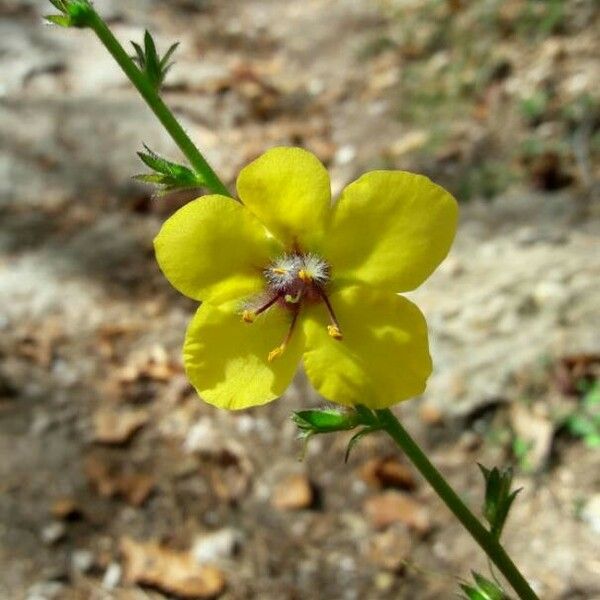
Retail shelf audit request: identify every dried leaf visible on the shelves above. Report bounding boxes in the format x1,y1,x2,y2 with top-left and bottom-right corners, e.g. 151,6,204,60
92,408,149,445
121,537,226,598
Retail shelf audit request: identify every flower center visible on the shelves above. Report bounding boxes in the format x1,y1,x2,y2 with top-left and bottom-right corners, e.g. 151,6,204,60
242,253,342,361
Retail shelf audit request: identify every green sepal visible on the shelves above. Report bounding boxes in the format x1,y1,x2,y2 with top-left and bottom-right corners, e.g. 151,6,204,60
460,571,511,600
130,31,179,91
135,145,207,193
292,408,359,434
45,14,71,27
478,464,522,540
344,427,380,463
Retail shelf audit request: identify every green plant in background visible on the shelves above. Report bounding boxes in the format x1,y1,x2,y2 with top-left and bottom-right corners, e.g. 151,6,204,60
47,2,540,598
565,381,600,449
511,436,534,472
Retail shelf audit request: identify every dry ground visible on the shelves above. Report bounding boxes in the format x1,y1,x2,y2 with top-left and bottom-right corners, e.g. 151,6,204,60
1,1,599,598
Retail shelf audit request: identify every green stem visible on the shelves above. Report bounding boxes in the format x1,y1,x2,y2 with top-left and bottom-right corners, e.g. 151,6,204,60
86,10,231,197
375,408,538,600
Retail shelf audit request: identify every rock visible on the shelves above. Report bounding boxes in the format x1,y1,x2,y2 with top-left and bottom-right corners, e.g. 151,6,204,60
25,582,65,600
509,403,554,471
40,522,66,546
192,528,244,563
334,144,356,166
366,524,412,571
272,473,315,511
71,549,94,574
358,456,416,491
363,491,431,534
102,562,122,590
51,497,82,521
121,537,226,599
581,494,600,535
387,130,428,157
419,403,445,426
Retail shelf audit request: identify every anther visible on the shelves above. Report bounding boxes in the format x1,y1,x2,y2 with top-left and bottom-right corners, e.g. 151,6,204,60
267,309,300,362
268,345,285,363
298,269,312,283
327,324,343,340
317,287,343,341
241,294,279,323
271,267,288,275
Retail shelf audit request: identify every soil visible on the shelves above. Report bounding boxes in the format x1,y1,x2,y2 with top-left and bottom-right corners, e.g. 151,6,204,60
1,1,599,599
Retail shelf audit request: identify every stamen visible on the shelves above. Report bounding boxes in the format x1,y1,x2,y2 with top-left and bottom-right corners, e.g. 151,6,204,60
317,287,343,341
241,294,279,323
267,309,300,362
272,267,288,275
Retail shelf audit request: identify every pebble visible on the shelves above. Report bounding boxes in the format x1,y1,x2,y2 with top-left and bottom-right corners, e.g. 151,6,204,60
581,494,600,534
40,522,66,546
192,528,243,563
26,582,65,600
271,473,314,511
71,549,95,574
334,144,356,166
102,562,122,590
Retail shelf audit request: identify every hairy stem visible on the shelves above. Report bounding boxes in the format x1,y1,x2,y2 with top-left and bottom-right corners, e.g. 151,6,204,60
375,408,538,600
86,10,231,197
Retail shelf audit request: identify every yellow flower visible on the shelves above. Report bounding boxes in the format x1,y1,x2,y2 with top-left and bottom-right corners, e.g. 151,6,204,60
154,147,458,410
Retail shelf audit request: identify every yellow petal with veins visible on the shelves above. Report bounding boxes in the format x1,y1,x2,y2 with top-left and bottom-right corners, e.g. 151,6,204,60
302,287,432,408
236,147,331,250
324,171,458,292
154,195,280,304
184,301,304,410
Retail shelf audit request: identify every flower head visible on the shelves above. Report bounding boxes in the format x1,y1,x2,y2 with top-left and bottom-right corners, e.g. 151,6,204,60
154,147,458,410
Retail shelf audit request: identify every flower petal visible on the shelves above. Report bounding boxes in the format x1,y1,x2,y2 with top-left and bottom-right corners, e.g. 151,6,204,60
184,301,304,410
324,171,458,292
236,147,331,249
302,287,431,409
154,195,280,303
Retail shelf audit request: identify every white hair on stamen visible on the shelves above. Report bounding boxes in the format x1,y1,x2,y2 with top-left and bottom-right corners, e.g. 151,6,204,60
300,253,330,284
264,254,302,290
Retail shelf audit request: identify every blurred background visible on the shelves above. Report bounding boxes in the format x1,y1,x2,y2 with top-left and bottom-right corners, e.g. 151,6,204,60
0,0,599,598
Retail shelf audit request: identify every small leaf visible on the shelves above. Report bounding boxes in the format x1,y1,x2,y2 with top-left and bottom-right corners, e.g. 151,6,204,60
472,572,506,600
48,0,68,10
460,571,512,600
478,464,522,540
131,41,146,67
135,146,207,193
160,42,180,70
129,31,179,90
